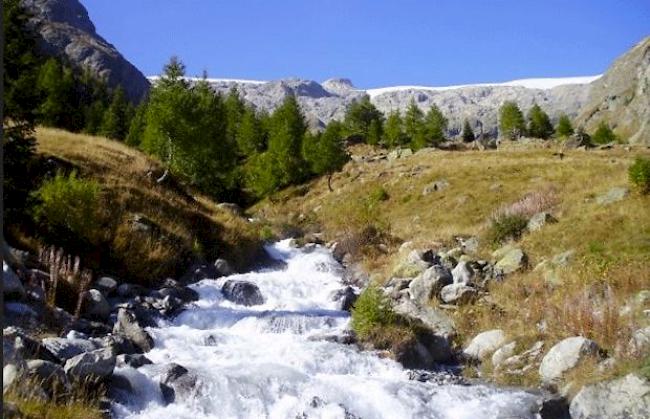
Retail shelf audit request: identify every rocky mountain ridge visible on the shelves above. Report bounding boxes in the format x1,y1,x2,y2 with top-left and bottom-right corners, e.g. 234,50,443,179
21,0,150,102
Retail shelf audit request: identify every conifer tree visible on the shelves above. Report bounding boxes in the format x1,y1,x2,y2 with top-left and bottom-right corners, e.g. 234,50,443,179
302,120,349,191
100,87,129,140
343,95,384,144
236,107,265,157
404,99,425,149
592,121,618,144
462,119,475,142
423,104,448,146
383,110,406,147
125,101,148,146
526,103,554,139
499,101,526,140
37,58,76,129
556,114,574,138
266,94,307,186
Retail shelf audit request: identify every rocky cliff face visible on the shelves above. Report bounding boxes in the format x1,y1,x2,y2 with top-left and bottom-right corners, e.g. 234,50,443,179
21,0,150,102
576,36,650,145
195,76,595,136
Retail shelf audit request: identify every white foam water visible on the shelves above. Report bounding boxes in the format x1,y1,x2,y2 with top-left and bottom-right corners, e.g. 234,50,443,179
112,240,542,419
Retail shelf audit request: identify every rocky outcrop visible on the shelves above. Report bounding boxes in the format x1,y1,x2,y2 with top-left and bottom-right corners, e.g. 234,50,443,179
21,0,149,102
539,337,601,385
569,373,650,419
463,329,507,362
576,36,650,145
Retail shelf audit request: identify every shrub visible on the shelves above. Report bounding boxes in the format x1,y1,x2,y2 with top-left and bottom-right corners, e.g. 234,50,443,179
369,186,389,203
592,121,618,144
628,156,650,194
351,285,395,340
486,214,529,246
33,171,103,244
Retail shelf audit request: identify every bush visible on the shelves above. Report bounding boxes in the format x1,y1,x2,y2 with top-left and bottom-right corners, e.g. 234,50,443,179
33,171,103,244
629,157,650,194
486,214,529,246
592,121,618,144
351,285,395,340
369,186,389,203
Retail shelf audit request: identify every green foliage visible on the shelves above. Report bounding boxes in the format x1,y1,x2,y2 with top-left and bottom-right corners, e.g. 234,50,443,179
628,157,650,194
33,171,102,244
383,110,407,147
302,120,349,177
37,58,77,129
343,95,384,144
84,100,107,135
369,186,389,202
404,99,425,150
462,119,476,142
526,103,554,139
351,285,396,340
225,87,246,147
592,121,618,144
486,214,529,246
125,101,148,146
423,104,448,146
245,152,283,197
100,87,130,140
236,107,266,157
556,114,574,138
499,101,526,140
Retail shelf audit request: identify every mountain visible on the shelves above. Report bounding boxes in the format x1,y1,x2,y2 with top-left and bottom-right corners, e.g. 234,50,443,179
162,76,598,136
576,36,650,145
21,0,150,102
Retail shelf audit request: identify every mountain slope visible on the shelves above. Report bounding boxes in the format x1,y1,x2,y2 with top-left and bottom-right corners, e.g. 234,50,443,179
576,36,650,145
21,0,150,101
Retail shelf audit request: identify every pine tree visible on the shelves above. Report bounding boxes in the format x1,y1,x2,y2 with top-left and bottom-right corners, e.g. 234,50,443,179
302,120,349,191
37,58,76,129
556,114,574,138
266,94,307,187
499,101,526,140
225,87,246,146
462,119,475,142
343,95,384,144
404,99,425,150
526,103,554,139
125,101,148,146
84,100,107,135
236,107,265,157
423,104,447,146
383,110,406,147
100,87,129,140
592,121,618,144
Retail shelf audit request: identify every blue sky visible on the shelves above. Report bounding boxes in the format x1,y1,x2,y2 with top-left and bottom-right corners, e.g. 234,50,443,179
85,0,649,89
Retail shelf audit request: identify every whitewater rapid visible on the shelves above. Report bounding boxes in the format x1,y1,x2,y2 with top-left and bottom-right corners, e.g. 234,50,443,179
112,240,542,419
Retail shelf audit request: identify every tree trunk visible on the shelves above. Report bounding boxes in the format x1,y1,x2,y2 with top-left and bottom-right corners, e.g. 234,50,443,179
327,173,334,192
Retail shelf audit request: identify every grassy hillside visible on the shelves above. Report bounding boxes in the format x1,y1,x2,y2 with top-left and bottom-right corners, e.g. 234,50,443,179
8,127,263,285
255,141,650,385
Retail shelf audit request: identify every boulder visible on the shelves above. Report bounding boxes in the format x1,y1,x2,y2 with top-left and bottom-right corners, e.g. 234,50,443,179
4,327,58,365
440,283,478,304
494,247,527,274
393,299,456,340
42,336,99,362
214,258,235,276
216,203,244,217
422,179,450,195
492,341,517,368
25,359,69,397
463,329,507,361
221,280,264,306
331,286,358,311
3,262,25,300
596,187,629,205
3,363,20,393
628,326,650,355
408,265,453,304
539,337,600,384
113,308,154,353
451,261,474,285
180,261,219,284
458,236,480,254
387,148,413,162
64,348,116,381
116,353,152,369
569,373,650,419
159,363,199,404
527,212,557,232
116,283,148,298
81,289,111,321
93,277,118,296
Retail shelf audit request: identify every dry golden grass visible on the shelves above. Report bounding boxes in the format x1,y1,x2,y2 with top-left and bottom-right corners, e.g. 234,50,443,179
255,142,650,385
29,127,262,285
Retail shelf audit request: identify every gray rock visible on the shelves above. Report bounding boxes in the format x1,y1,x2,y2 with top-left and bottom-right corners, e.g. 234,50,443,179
3,262,25,300
463,329,507,361
494,247,527,274
422,179,450,195
459,236,480,254
408,265,453,304
214,258,235,276
628,326,650,355
21,0,150,102
25,359,69,396
387,148,413,161
331,286,358,311
596,187,630,205
221,280,264,306
113,308,154,353
42,336,99,362
159,363,199,404
93,276,118,296
216,203,244,217
116,283,148,298
527,212,557,232
440,283,478,304
539,337,600,384
451,261,475,285
4,327,59,365
393,299,456,340
569,373,650,419
64,348,115,381
492,341,517,368
3,363,20,393
116,353,152,369
81,289,111,321
180,261,218,284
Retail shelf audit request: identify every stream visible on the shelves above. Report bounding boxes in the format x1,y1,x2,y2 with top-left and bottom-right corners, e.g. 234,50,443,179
112,240,543,419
